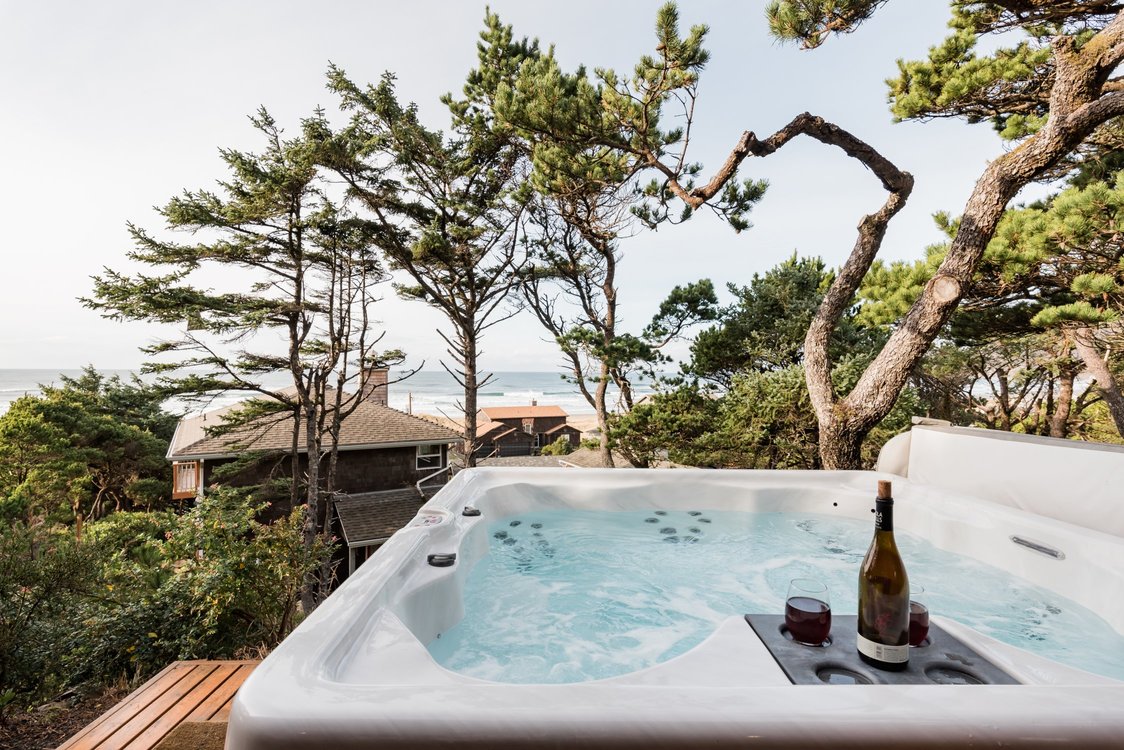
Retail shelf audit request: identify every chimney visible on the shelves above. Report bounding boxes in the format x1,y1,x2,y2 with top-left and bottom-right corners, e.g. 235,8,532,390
531,398,537,407
361,367,389,407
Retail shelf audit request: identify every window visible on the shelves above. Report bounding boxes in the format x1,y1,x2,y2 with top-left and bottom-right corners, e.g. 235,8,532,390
416,444,443,471
533,433,542,449
172,461,200,500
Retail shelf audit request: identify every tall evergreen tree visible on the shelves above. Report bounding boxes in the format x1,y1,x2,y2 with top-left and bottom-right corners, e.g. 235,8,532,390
87,110,390,608
320,55,530,467
459,8,734,465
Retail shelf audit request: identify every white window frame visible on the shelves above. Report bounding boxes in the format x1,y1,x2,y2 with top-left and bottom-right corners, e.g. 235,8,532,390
416,443,444,470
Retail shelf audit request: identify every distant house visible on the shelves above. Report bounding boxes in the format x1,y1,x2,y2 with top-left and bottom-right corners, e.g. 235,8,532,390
475,403,582,458
166,368,461,512
166,370,462,578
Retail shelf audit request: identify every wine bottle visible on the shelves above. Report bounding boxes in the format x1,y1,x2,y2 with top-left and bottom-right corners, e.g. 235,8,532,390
857,479,910,671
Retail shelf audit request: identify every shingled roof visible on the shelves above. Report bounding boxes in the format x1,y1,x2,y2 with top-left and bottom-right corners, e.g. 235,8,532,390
168,397,461,460
333,489,430,546
480,405,568,419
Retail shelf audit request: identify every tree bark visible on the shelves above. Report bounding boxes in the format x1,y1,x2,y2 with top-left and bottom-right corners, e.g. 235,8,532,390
1073,327,1124,437
595,361,613,467
818,422,864,472
1049,367,1075,438
462,332,479,469
300,397,321,614
644,14,1124,468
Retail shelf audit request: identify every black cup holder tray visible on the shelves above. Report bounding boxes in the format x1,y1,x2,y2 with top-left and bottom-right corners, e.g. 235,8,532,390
745,614,1019,685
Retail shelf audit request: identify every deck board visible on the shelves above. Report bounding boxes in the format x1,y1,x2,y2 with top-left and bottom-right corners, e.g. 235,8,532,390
57,663,184,750
182,663,255,723
58,660,259,750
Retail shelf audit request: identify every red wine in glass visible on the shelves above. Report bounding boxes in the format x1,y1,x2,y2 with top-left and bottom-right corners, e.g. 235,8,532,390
909,600,930,646
786,596,832,646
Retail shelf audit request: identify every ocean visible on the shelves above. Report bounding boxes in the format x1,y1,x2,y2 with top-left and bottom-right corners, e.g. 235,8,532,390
0,369,659,417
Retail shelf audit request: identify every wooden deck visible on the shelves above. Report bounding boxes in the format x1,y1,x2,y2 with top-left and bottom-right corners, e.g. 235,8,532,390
59,660,258,750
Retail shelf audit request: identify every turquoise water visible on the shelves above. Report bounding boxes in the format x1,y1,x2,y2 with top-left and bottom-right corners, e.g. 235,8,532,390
427,510,1124,684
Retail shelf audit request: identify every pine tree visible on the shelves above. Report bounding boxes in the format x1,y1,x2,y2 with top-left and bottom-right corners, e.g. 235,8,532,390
86,110,390,607
319,44,531,467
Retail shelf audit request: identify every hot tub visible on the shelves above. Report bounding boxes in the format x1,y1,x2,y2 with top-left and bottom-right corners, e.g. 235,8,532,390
227,428,1124,748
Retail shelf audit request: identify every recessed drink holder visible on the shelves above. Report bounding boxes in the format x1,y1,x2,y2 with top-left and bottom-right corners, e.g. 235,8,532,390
745,614,1019,685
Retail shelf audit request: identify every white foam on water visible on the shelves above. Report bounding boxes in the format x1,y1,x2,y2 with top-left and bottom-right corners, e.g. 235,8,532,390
426,509,1124,684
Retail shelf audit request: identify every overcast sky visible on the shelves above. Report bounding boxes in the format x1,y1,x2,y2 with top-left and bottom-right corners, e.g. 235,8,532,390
0,1,1035,372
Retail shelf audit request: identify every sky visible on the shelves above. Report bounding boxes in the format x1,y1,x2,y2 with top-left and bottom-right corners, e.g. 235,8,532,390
0,1,1035,373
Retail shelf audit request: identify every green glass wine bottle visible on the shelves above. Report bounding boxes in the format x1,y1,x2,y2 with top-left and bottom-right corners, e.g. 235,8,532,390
857,479,910,671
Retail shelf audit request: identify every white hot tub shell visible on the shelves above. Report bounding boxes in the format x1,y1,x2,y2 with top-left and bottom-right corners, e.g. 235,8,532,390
227,427,1124,749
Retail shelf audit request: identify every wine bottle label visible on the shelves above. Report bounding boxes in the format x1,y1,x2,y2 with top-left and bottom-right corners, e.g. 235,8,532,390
874,499,893,532
857,632,908,663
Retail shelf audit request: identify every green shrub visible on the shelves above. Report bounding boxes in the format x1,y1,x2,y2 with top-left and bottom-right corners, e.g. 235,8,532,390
70,488,331,686
0,526,102,712
540,436,575,456
3,487,333,707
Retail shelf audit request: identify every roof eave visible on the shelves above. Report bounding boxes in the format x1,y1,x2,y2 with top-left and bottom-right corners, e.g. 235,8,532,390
168,437,458,462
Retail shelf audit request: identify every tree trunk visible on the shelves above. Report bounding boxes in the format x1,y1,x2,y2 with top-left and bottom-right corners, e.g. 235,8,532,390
1049,368,1075,438
651,19,1124,469
72,497,83,543
997,374,1012,431
300,400,322,614
462,334,479,469
818,419,864,471
1073,328,1124,437
595,362,613,468
289,405,301,509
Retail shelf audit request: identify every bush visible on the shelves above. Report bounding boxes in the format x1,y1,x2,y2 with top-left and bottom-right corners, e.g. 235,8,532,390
2,487,334,707
70,488,331,687
540,436,575,456
0,526,102,712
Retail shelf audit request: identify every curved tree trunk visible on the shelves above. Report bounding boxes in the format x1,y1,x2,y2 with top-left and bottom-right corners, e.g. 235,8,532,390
1073,328,1124,437
649,15,1124,469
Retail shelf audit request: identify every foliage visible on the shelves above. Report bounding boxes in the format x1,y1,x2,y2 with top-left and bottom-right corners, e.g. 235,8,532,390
492,3,766,232
858,172,1124,439
0,369,173,533
0,526,102,713
0,488,332,708
767,0,888,50
611,386,720,467
73,488,329,686
321,59,529,465
687,255,872,386
615,363,915,470
539,436,575,456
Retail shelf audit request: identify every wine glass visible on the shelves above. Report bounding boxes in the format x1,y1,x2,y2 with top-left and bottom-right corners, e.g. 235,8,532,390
909,584,930,646
785,578,831,646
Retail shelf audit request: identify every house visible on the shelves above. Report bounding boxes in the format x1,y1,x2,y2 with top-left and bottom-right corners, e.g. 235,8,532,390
166,369,461,578
475,403,582,458
166,368,461,518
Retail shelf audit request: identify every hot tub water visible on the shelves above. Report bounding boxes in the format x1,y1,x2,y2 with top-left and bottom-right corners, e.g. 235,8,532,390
427,509,1124,683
